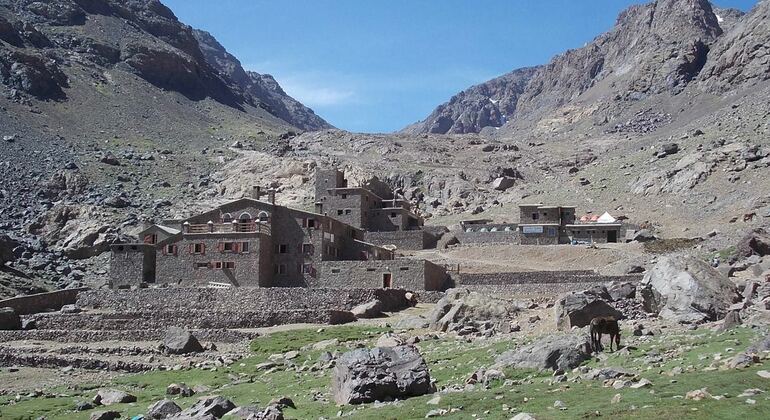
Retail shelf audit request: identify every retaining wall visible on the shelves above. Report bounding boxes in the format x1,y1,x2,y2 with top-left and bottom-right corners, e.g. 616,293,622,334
0,288,88,315
76,287,410,313
364,230,430,250
458,271,641,285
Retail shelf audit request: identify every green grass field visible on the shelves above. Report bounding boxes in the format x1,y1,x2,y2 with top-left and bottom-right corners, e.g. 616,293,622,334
1,326,768,420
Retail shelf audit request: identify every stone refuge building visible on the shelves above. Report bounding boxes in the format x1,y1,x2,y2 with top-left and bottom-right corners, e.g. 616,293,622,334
518,204,622,245
315,168,437,250
111,187,447,291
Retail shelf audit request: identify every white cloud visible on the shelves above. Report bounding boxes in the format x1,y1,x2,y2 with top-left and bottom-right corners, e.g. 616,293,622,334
279,80,356,107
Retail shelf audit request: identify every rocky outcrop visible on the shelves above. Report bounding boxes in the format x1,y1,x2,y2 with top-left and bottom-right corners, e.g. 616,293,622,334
403,67,538,134
699,1,770,91
147,399,182,419
193,29,332,131
426,289,524,333
638,256,740,323
175,395,236,418
737,228,770,259
332,345,434,404
93,389,137,406
555,289,622,331
493,333,592,371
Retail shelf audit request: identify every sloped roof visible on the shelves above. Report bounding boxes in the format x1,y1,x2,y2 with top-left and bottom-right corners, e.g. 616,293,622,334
597,212,617,224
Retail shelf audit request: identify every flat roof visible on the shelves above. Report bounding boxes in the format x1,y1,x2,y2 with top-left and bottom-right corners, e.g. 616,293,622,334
518,223,561,227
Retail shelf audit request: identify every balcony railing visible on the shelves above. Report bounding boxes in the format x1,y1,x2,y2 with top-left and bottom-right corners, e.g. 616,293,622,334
185,222,271,235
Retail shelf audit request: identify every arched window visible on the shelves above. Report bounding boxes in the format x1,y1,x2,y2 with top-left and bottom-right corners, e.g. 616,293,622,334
222,213,232,223
258,211,269,223
239,212,252,221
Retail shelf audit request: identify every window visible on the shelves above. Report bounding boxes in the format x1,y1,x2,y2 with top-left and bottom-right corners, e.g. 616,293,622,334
164,244,177,256
241,242,249,253
547,227,557,237
400,267,410,271
345,209,352,215
390,212,397,218
337,210,344,216
302,263,313,274
341,194,348,199
192,243,205,254
306,218,316,228
331,268,341,274
274,244,288,254
144,234,157,244
214,261,223,269
366,268,376,272
224,261,235,269
195,262,210,269
222,213,232,223
257,211,269,222
223,242,234,252
532,213,540,220
274,264,287,275
302,243,313,255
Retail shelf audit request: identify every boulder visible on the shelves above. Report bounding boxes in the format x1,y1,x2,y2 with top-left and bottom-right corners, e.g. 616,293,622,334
606,282,637,301
147,399,182,419
332,345,434,404
0,307,21,330
166,383,194,397
93,389,137,406
178,396,236,419
252,405,284,420
737,228,770,259
638,256,739,323
554,291,622,331
427,289,523,332
161,327,204,354
719,310,742,331
60,304,81,314
90,411,121,420
493,333,592,371
350,300,384,319
375,333,404,347
492,176,515,191
0,234,19,264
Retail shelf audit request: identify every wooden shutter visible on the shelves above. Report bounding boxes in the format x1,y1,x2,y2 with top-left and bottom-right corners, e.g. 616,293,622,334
201,244,206,255
161,245,167,256
217,242,224,253
188,243,193,254
172,245,178,256
233,242,240,253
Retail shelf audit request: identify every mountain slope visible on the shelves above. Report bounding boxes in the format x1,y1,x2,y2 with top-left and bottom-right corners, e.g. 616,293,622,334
0,0,326,295
407,0,737,134
193,29,332,131
402,67,538,134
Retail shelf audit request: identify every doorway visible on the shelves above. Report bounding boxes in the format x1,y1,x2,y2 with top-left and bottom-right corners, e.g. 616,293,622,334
607,230,618,243
382,273,392,289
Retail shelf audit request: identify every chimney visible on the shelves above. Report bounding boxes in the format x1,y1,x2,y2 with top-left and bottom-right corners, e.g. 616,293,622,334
251,186,261,200
268,188,276,205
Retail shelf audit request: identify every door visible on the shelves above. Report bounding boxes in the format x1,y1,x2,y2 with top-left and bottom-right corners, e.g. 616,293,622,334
382,273,392,289
607,230,617,243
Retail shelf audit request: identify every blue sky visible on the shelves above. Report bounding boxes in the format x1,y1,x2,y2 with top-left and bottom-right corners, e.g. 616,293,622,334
164,0,758,133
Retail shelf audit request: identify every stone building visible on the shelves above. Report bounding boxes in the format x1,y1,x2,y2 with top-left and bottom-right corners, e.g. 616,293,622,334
517,204,621,245
314,168,436,250
111,187,448,291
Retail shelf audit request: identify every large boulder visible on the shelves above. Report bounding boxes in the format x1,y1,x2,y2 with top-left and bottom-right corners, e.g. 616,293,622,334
0,307,21,330
427,289,524,332
161,327,204,354
147,399,182,419
332,345,434,405
0,234,19,264
555,290,622,331
737,228,770,259
351,300,383,319
177,396,236,419
492,176,516,191
606,282,637,301
638,256,739,323
493,333,592,371
93,389,137,406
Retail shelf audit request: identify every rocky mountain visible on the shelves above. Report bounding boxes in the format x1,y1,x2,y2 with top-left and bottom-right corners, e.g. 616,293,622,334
407,0,751,134
193,29,332,132
402,67,538,134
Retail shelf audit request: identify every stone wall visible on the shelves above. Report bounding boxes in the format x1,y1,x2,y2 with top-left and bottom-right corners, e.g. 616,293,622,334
456,226,519,245
110,244,154,287
76,288,410,313
458,271,642,285
316,259,447,291
457,282,611,299
0,288,87,315
364,230,428,250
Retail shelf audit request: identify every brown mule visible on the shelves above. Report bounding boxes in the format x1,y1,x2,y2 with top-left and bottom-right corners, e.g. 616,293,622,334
589,316,621,352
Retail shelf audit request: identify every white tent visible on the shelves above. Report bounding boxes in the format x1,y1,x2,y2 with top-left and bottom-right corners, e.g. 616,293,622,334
597,212,617,224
